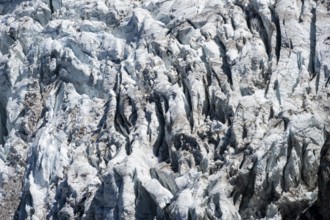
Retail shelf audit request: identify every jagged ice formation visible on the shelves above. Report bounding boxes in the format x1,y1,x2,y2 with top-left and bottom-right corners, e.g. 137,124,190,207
0,0,330,219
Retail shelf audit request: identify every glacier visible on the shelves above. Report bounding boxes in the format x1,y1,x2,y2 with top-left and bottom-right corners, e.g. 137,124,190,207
0,0,330,219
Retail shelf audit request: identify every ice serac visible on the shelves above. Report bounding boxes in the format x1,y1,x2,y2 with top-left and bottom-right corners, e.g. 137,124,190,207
0,0,329,219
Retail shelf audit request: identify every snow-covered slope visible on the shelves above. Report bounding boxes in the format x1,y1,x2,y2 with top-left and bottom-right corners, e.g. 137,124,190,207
0,0,330,219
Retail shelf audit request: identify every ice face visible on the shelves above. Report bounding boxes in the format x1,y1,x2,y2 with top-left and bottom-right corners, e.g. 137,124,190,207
0,0,330,219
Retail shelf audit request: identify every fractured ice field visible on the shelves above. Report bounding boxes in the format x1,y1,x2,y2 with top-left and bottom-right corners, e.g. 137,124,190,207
0,0,330,219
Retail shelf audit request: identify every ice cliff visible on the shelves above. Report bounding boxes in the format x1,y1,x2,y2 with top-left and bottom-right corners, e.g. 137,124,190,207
0,0,330,219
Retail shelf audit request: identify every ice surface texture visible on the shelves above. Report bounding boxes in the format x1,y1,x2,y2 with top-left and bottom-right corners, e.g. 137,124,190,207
0,0,330,219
